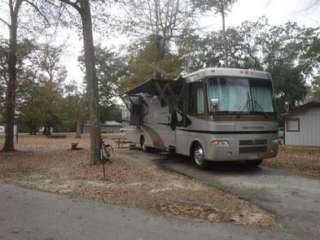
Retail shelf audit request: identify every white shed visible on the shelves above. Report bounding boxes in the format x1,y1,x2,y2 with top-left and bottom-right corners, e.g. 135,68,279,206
284,102,320,147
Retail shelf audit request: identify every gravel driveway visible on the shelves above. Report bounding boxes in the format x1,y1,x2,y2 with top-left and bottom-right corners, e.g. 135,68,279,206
159,155,320,240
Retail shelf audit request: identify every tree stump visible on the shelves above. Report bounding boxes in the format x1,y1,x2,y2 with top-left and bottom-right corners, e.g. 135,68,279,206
71,143,82,151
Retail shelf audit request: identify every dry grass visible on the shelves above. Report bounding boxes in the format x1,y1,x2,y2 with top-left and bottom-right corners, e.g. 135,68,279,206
0,135,275,226
264,146,320,177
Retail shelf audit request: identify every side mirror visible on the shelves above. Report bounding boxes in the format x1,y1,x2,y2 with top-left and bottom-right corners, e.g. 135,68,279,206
170,111,178,130
183,115,192,127
210,98,219,114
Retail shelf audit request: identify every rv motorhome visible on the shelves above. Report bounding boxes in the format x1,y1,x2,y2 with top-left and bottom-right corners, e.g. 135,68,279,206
123,68,279,168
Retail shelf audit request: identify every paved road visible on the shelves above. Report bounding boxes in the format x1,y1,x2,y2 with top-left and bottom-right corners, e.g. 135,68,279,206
0,183,293,240
159,155,320,240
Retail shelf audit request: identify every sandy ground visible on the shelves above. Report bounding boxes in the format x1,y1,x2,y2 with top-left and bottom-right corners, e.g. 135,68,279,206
0,135,274,226
264,146,320,177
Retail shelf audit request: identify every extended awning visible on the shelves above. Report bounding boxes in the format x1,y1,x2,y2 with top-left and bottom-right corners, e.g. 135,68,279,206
125,79,175,96
125,78,184,109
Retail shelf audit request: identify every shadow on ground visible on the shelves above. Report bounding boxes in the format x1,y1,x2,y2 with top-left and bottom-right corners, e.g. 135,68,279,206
154,153,264,176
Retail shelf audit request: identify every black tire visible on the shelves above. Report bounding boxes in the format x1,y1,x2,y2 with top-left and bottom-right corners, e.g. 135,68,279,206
245,159,263,167
191,143,208,169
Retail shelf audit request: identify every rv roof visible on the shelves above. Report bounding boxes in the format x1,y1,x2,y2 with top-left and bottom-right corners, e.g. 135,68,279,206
183,68,271,82
124,68,271,95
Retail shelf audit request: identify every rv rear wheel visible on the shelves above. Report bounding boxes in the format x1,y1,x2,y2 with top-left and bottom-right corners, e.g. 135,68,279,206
191,143,208,169
245,159,263,167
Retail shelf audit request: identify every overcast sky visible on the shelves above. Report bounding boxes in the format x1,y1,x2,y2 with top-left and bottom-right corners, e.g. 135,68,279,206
61,0,320,84
1,0,319,85
201,0,320,30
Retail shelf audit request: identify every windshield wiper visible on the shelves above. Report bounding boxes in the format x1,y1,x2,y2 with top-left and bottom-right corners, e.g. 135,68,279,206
237,95,271,119
250,98,271,119
237,93,252,118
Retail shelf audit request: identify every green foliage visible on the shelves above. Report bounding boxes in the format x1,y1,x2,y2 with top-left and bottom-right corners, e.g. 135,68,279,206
16,43,125,134
261,22,319,111
120,39,182,91
192,0,237,14
18,43,68,134
311,76,320,101
19,77,64,134
0,39,36,116
177,19,265,71
119,0,195,80
79,45,126,106
60,82,88,132
100,104,122,123
191,0,238,66
178,18,320,114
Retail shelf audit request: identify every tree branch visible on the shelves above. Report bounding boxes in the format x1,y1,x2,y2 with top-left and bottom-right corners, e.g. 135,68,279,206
24,0,50,25
13,0,23,16
0,17,10,27
59,0,81,14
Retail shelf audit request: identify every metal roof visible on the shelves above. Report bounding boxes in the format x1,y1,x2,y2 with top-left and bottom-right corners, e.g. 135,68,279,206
124,68,272,95
284,102,320,117
183,68,272,83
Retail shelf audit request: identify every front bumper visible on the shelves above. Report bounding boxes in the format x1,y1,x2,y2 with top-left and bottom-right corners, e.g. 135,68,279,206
205,134,279,161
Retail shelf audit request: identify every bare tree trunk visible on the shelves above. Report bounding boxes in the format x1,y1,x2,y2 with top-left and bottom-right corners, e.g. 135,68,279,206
221,4,228,67
79,0,101,165
154,35,163,79
43,125,51,136
153,0,162,80
75,119,81,138
2,1,21,152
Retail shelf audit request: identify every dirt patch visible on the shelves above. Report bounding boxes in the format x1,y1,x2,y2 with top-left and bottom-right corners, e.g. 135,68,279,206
264,146,320,177
0,135,275,226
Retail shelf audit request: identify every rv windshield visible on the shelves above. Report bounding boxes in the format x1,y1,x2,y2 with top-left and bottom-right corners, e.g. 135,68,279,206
207,77,274,114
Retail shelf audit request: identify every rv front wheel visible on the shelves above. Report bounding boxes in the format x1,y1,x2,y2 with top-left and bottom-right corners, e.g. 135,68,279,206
191,143,208,169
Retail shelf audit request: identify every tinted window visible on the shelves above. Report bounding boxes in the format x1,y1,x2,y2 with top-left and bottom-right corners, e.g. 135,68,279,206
189,82,205,115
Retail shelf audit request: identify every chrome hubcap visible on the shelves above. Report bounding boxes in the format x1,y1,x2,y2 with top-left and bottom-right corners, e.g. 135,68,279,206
194,146,204,166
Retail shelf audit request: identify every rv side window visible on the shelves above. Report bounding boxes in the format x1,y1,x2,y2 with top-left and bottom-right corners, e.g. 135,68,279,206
189,82,205,115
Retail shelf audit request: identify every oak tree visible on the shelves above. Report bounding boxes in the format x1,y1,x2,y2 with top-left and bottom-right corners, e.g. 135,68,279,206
0,0,49,152
119,0,194,79
47,0,103,164
191,0,237,66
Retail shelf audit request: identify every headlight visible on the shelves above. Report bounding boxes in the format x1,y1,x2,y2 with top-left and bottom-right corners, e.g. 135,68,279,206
211,140,230,147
